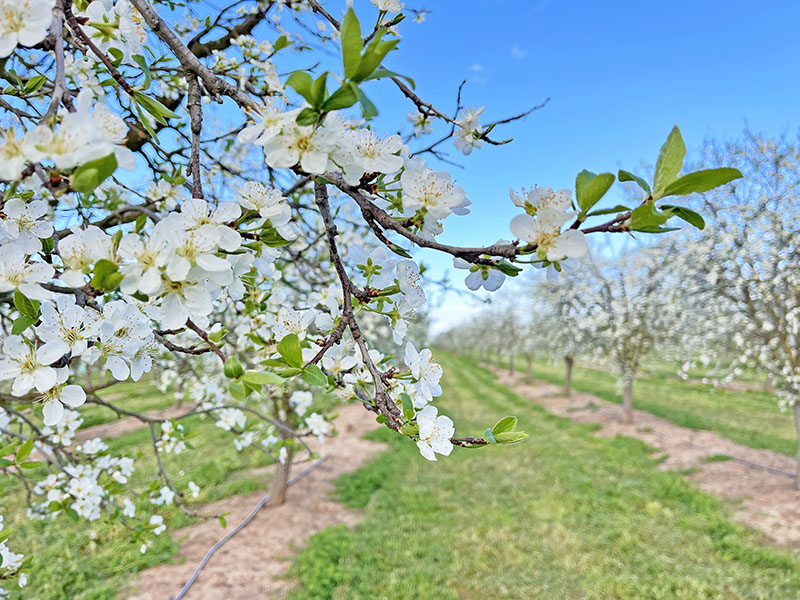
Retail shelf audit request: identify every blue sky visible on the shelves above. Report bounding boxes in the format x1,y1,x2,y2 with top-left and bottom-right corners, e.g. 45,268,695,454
352,0,800,331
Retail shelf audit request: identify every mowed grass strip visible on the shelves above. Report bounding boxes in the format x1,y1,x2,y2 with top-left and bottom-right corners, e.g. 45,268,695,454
289,352,800,600
2,410,277,600
493,355,797,457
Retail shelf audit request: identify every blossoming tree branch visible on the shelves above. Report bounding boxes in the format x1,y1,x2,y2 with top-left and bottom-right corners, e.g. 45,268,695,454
0,0,741,589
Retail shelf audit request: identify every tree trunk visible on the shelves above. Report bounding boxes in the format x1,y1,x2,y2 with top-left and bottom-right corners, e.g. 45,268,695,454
176,377,184,408
496,349,502,368
564,356,574,396
622,375,634,424
794,403,800,490
526,354,533,381
508,353,514,374
266,443,294,506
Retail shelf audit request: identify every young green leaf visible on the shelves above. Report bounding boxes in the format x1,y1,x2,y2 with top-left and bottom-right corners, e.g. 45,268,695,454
11,315,37,335
494,431,529,444
353,85,378,120
16,438,34,462
354,36,400,82
90,258,122,291
134,92,180,125
340,7,363,79
241,370,283,385
322,84,359,111
575,170,615,213
653,126,686,196
301,364,328,387
492,415,518,435
295,107,320,126
277,333,303,368
13,289,39,319
586,204,630,217
617,169,651,195
660,167,742,197
71,153,118,194
659,205,705,230
629,201,668,231
285,71,314,104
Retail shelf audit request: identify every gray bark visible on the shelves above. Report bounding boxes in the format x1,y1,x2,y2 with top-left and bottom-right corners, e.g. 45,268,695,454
622,375,634,424
564,356,574,396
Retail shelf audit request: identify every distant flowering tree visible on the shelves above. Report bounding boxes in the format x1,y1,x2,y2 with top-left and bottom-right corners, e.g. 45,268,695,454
0,0,739,590
671,133,800,487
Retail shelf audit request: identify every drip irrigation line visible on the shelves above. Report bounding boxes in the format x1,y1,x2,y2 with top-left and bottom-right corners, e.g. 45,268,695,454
173,454,330,600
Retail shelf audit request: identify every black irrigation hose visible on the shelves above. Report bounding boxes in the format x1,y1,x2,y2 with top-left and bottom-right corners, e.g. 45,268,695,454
173,454,330,600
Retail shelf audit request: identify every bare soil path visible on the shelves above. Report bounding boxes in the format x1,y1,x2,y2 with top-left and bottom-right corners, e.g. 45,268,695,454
125,402,386,600
491,367,800,546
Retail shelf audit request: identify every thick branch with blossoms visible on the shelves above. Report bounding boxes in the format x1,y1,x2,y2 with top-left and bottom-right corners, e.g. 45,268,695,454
0,0,743,592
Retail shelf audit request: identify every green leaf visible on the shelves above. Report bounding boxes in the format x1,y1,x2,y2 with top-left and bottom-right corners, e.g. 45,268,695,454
660,205,705,230
492,416,518,435
295,107,320,126
260,225,293,247
18,460,44,469
354,35,400,82
302,364,328,387
575,170,615,213
653,126,685,196
310,72,329,108
71,153,118,194
242,370,284,385
285,71,314,104
229,381,248,402
362,68,414,89
135,104,160,144
322,84,359,112
90,258,122,291
11,315,37,335
132,55,152,89
494,431,529,444
16,438,33,462
340,7,363,79
618,169,651,195
661,167,742,197
224,357,244,379
23,74,47,95
494,261,523,277
14,289,39,318
273,35,290,52
399,393,415,421
630,201,668,231
277,333,303,368
0,442,17,457
586,204,630,217
133,92,180,125
218,512,230,528
353,85,378,120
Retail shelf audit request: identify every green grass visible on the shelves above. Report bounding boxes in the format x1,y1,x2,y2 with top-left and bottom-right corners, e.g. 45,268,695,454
289,353,800,600
495,355,797,457
2,407,279,599
79,380,176,429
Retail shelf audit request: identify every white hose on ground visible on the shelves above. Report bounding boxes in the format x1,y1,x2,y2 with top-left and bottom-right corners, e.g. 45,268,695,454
173,454,330,600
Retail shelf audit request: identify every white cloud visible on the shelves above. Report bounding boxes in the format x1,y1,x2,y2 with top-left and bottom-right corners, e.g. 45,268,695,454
510,44,528,60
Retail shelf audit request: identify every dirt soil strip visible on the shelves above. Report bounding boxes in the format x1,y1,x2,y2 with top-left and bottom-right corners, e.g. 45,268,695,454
77,404,196,444
126,402,386,600
491,368,800,547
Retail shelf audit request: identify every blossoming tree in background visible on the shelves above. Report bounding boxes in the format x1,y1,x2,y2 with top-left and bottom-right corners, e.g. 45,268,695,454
0,0,740,590
670,133,800,487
